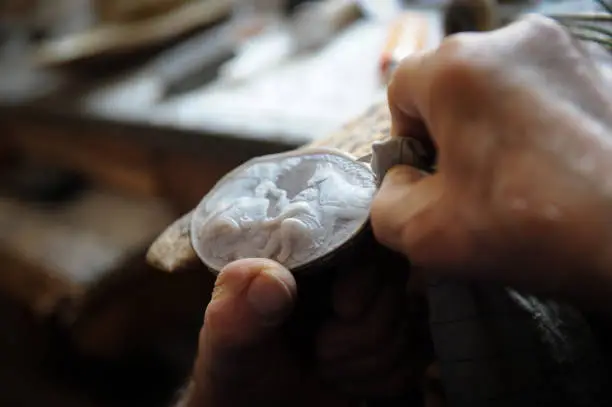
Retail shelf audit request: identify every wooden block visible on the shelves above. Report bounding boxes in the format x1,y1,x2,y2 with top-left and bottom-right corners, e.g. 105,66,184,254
146,211,200,273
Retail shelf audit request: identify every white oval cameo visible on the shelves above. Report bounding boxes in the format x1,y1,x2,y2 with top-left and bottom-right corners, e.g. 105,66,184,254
190,148,377,273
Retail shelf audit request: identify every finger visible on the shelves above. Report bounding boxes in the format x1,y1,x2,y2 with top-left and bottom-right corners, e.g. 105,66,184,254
371,165,436,255
198,258,297,377
371,165,467,271
320,286,430,383
387,49,435,143
332,263,380,321
319,321,407,382
317,281,403,362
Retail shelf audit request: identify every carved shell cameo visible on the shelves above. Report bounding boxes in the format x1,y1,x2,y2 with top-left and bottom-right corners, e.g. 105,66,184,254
190,148,377,274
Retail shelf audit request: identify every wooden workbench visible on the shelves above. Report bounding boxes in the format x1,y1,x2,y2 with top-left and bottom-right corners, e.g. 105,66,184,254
0,17,402,367
0,15,400,375
0,63,299,366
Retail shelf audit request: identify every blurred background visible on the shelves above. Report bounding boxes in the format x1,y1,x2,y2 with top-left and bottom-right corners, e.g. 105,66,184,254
0,0,599,405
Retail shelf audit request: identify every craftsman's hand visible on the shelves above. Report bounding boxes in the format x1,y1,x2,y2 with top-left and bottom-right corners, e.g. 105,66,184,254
371,14,612,309
316,250,430,399
182,257,430,407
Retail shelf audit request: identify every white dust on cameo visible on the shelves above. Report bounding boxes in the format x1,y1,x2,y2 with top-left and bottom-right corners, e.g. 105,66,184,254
190,149,377,272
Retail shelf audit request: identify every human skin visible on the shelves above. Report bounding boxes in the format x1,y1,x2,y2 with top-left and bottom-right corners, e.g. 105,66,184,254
177,254,431,407
372,14,612,313
177,14,612,407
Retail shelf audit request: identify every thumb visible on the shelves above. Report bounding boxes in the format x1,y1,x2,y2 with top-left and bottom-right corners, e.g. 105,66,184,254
196,258,297,380
192,259,352,407
371,165,456,268
203,257,296,345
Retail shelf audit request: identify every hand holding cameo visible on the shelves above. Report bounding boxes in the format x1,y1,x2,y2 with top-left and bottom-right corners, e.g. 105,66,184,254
184,259,352,407
182,258,428,407
371,15,612,311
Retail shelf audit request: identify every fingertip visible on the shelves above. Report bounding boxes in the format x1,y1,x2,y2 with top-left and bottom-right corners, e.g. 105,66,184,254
216,258,297,325
387,50,433,136
204,258,297,350
197,259,296,394
332,265,379,320
259,262,297,300
216,257,294,292
387,50,429,106
247,267,296,326
219,257,286,277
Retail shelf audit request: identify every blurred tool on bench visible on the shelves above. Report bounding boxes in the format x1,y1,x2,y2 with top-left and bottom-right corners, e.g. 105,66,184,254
145,0,364,98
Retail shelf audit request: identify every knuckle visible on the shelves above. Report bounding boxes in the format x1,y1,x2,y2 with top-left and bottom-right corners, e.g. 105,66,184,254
522,14,566,37
519,14,574,49
432,33,493,94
